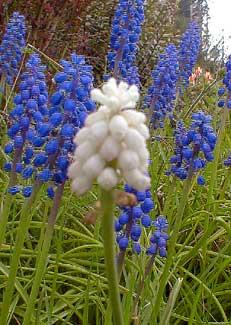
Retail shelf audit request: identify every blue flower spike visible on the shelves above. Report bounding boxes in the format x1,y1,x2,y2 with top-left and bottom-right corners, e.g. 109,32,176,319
143,44,179,129
105,0,145,87
0,12,26,85
178,21,201,89
147,216,169,257
115,185,158,255
5,53,48,196
115,197,169,258
221,55,231,164
5,53,95,198
166,110,216,183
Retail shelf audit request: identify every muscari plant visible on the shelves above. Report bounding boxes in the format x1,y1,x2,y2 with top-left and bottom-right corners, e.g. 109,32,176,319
0,53,48,251
22,53,96,324
1,51,96,324
0,52,49,324
1,4,230,325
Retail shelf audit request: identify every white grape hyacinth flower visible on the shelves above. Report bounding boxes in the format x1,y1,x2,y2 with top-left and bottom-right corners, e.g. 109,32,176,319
68,78,151,195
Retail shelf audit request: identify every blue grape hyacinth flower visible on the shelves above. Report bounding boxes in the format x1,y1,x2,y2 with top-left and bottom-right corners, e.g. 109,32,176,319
143,44,179,129
0,12,26,86
219,55,231,165
115,184,169,257
4,53,49,195
178,21,201,89
105,0,145,87
115,184,154,254
166,110,217,184
5,53,95,198
146,216,169,257
224,153,231,167
218,54,231,109
115,185,169,257
35,53,95,197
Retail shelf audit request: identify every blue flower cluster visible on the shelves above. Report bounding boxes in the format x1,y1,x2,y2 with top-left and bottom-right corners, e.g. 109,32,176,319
224,153,231,167
0,12,26,85
219,55,231,165
34,54,95,197
5,53,95,198
166,110,217,185
178,21,201,89
143,44,179,129
105,0,145,87
115,185,168,257
146,216,169,257
4,53,48,196
218,55,231,109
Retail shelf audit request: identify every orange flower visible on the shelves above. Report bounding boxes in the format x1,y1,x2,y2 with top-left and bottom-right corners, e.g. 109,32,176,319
205,71,213,81
195,66,202,76
189,73,196,84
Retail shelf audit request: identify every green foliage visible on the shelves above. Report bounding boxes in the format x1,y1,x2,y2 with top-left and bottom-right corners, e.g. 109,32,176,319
1,74,231,323
1,1,231,324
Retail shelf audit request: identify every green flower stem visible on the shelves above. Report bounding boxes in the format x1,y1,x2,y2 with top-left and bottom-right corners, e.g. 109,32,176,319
0,147,25,249
218,166,231,201
0,182,42,325
23,184,64,325
204,106,229,262
0,194,13,247
163,177,176,221
182,78,217,119
100,188,124,325
151,175,193,323
117,250,126,280
0,75,6,108
132,255,155,321
208,106,229,205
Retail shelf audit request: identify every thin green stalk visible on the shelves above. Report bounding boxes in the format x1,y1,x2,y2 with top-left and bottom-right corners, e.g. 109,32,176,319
203,106,229,263
22,184,64,325
218,167,231,201
132,255,155,322
100,188,124,325
0,194,13,247
151,175,193,324
0,182,42,325
49,205,66,321
163,177,176,219
160,277,183,325
208,106,229,205
182,78,217,119
117,250,126,280
0,75,6,108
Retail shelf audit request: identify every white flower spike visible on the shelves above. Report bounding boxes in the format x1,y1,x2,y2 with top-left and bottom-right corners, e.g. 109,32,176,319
68,78,150,195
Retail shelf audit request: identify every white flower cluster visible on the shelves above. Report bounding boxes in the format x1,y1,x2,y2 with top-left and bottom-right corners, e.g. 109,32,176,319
68,78,150,195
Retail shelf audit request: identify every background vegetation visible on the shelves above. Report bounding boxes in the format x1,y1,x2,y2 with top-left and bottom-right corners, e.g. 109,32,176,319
0,0,231,324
